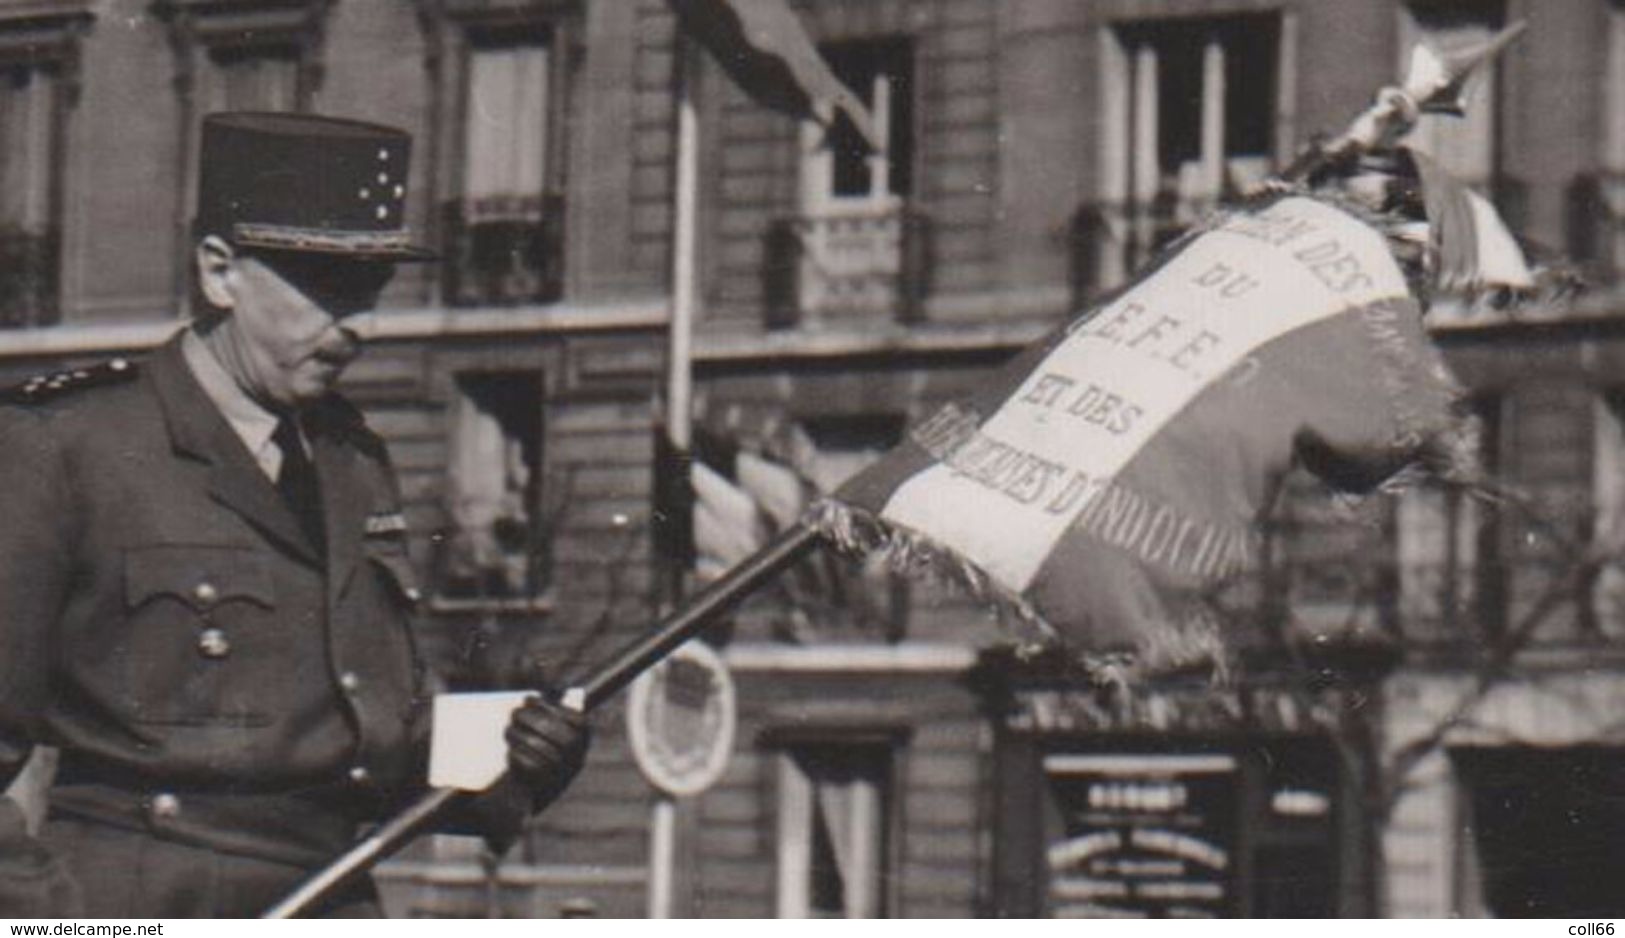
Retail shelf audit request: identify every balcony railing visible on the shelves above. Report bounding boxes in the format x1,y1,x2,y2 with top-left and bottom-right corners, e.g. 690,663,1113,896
440,192,565,307
0,228,59,328
1251,485,1613,657
1070,173,1534,305
764,203,931,328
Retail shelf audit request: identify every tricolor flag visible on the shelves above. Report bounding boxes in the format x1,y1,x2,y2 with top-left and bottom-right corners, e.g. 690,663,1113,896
691,421,814,580
1409,149,1535,299
666,0,881,150
815,191,1473,676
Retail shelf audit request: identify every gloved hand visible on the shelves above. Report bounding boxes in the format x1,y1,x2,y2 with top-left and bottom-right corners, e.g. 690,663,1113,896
504,694,591,810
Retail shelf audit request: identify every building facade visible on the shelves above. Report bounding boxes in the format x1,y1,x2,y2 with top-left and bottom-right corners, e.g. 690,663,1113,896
1,0,1624,918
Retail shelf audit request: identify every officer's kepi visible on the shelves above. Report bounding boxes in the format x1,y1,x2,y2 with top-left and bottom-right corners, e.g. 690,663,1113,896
195,111,436,263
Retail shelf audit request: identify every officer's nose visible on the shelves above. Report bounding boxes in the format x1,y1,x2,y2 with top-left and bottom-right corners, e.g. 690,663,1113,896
314,327,361,366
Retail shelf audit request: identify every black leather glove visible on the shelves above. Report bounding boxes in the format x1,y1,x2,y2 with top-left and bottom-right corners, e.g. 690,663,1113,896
503,694,591,810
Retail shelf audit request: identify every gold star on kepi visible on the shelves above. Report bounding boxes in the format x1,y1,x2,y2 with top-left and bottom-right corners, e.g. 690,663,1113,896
195,112,435,262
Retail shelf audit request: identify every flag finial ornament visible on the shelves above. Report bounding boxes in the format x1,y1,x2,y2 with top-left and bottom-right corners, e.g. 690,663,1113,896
1288,21,1526,183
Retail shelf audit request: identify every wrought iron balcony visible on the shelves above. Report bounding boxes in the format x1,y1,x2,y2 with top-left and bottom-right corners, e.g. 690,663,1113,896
439,192,565,307
1070,173,1532,305
0,227,60,329
764,203,931,328
1252,484,1615,659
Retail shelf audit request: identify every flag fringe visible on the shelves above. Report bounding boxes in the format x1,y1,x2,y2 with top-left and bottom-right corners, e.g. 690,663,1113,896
808,498,1231,686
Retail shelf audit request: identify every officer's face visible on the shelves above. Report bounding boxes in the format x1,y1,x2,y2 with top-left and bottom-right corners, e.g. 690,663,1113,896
201,239,394,408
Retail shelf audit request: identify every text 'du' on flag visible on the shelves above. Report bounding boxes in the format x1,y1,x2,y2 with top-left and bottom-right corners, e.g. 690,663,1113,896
813,193,1469,677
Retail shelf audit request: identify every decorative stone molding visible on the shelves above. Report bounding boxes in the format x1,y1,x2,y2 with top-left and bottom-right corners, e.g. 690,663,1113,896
150,0,333,102
0,2,95,105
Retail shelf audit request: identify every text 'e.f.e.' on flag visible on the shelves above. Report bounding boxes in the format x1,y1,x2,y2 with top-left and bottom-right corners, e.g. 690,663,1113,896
815,193,1465,674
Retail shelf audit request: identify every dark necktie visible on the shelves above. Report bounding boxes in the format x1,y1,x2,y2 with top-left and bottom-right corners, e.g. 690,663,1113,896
272,415,325,557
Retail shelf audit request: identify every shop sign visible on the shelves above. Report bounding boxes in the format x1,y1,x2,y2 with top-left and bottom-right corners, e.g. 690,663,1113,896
1043,753,1239,918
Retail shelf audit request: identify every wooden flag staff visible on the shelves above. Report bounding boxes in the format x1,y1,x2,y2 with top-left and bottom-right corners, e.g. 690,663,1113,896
263,525,820,918
263,22,1523,919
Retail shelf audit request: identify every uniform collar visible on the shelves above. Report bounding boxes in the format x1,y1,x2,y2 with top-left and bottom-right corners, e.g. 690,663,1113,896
180,328,286,480
149,333,323,567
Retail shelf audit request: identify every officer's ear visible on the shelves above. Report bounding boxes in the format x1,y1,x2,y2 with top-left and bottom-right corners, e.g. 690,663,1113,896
196,235,239,313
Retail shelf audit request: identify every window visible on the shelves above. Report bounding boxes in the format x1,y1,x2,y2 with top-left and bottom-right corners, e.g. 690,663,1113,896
434,372,548,602
203,41,303,112
1396,395,1503,641
1452,746,1625,917
804,37,914,208
1094,13,1286,286
787,37,921,323
776,740,896,918
1262,471,1394,640
0,61,64,327
154,0,324,112
1399,1,1505,189
437,16,571,307
0,8,88,328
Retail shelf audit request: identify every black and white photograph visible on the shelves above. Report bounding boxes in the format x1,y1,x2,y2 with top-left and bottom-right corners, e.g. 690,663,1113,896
0,0,1617,923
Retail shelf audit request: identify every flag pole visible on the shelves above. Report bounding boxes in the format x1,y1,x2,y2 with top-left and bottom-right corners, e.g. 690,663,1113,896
650,29,704,918
1281,21,1525,185
263,523,819,918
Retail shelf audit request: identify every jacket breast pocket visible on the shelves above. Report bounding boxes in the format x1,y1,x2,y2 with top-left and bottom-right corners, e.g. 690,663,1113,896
121,545,276,727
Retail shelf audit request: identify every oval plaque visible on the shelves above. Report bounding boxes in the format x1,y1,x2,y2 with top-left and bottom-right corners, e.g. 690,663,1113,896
625,640,737,797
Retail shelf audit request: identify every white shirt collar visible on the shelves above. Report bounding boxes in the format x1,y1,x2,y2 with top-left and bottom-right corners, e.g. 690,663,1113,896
180,329,288,480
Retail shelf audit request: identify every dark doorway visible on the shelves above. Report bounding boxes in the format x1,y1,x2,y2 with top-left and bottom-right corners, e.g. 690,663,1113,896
1453,746,1625,917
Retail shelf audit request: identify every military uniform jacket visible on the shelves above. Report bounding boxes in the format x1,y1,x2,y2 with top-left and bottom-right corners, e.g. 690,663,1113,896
0,334,437,866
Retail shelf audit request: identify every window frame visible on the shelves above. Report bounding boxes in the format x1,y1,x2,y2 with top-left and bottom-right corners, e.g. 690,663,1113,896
1093,9,1296,288
766,728,907,919
0,3,92,327
431,368,553,609
1395,392,1505,644
414,0,581,307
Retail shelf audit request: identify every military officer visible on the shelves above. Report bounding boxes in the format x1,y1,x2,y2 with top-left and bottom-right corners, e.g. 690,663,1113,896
0,112,589,917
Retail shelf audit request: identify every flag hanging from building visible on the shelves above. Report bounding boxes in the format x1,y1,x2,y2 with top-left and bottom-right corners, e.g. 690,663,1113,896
690,423,812,580
815,190,1473,676
684,412,903,639
666,0,881,150
1408,148,1535,298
